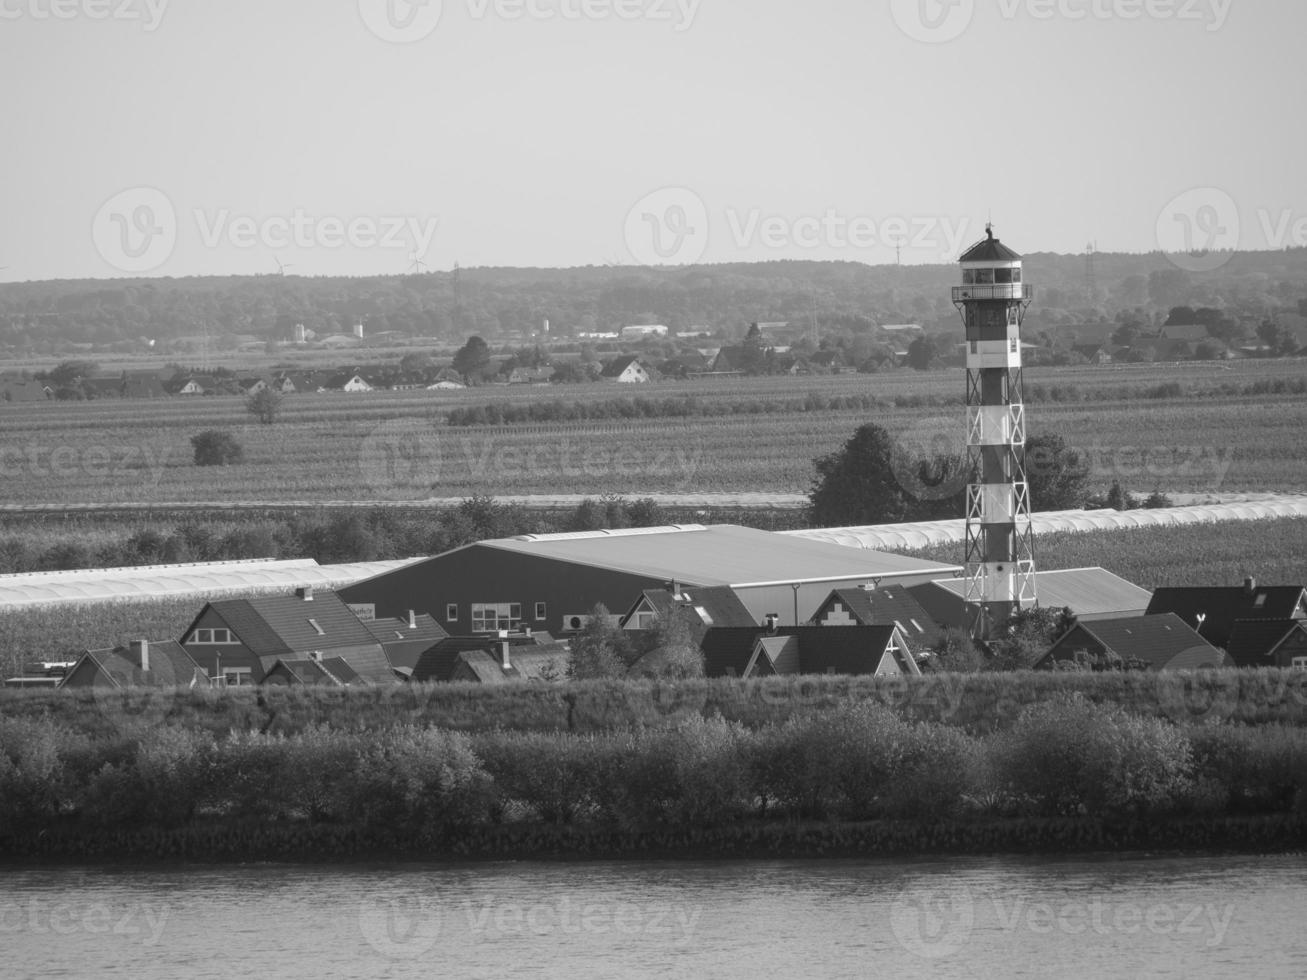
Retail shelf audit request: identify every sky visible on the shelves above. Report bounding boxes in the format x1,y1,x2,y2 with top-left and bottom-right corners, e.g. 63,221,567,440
3,0,1305,281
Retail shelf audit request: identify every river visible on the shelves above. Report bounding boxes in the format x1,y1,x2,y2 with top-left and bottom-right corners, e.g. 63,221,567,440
3,854,1305,979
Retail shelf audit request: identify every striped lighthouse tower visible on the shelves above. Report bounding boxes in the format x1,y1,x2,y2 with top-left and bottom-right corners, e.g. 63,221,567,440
952,224,1037,639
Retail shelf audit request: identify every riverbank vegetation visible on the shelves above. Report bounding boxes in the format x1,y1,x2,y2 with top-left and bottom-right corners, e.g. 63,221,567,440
2,693,1306,860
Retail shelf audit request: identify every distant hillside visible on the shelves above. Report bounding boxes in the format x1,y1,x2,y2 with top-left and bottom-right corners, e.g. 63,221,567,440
2,249,1305,353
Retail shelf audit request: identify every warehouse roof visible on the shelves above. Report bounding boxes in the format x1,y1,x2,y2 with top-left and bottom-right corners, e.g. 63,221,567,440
482,525,957,587
921,568,1152,621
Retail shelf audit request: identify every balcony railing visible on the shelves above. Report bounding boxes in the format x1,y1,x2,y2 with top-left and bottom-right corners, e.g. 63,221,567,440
952,284,1035,303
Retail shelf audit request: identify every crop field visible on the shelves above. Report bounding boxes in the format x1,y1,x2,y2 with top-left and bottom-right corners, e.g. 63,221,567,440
0,359,1305,506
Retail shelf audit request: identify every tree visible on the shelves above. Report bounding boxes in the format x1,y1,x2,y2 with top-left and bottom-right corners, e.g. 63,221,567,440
46,360,99,387
631,606,705,679
906,335,941,370
452,335,492,383
1023,433,1091,511
927,628,985,673
191,430,244,467
986,606,1073,672
567,605,630,680
246,387,283,425
809,423,918,527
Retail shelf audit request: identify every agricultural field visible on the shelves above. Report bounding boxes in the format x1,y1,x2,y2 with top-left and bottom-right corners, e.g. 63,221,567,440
0,359,1305,507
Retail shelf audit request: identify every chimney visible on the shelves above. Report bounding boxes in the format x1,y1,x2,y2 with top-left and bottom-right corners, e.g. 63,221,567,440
407,609,417,630
1244,577,1257,595
296,586,314,601
765,613,779,633
312,651,323,663
498,633,512,671
131,639,149,672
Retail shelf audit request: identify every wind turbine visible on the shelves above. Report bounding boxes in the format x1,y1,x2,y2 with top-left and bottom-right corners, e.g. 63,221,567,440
274,257,294,276
407,252,430,275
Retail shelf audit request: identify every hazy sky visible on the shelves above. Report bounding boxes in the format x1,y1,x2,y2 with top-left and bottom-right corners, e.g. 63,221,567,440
3,0,1304,280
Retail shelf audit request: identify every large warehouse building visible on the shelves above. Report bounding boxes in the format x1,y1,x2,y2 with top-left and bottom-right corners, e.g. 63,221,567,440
339,524,960,637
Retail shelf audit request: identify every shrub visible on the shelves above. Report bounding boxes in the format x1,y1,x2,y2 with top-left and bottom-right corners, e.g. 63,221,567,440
475,730,602,824
191,430,244,466
0,718,71,831
1188,724,1307,814
993,694,1193,816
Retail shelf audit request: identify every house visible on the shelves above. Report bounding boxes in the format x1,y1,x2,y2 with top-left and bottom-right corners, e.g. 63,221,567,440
694,624,919,678
261,656,361,687
910,567,1153,631
810,586,946,651
1159,323,1212,343
709,346,749,373
325,372,374,393
1035,613,1225,672
81,377,125,399
600,356,650,383
339,524,959,639
1073,344,1112,364
505,366,555,385
0,377,52,403
178,587,397,685
1145,579,1307,649
410,632,566,683
359,611,449,674
170,377,207,396
121,373,168,398
1224,619,1307,670
241,377,271,395
619,586,757,635
59,640,208,689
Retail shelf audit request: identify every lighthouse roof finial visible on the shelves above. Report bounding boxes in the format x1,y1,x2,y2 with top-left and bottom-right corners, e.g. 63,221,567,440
985,222,994,240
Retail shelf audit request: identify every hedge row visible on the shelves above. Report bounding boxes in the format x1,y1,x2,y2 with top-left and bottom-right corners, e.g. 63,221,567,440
3,697,1307,849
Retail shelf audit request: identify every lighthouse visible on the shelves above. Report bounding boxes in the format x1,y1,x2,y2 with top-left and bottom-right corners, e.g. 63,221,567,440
952,224,1037,639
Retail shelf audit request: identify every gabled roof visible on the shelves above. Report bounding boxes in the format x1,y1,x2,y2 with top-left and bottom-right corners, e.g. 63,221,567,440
620,586,757,631
699,625,906,677
449,645,569,684
1039,613,1223,671
60,641,206,690
192,590,379,657
263,658,344,686
1159,323,1211,342
1225,619,1307,668
1146,585,1307,647
959,228,1021,263
600,355,643,378
411,633,559,683
814,586,945,649
363,614,449,670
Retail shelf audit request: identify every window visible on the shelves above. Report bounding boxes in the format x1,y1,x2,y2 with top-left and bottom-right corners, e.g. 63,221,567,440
1293,657,1307,672
308,619,325,636
220,668,252,686
962,269,976,284
471,603,522,633
633,611,658,629
1254,594,1267,608
535,602,547,621
995,268,1013,284
446,604,459,621
1011,268,1022,282
974,268,994,285
189,628,235,644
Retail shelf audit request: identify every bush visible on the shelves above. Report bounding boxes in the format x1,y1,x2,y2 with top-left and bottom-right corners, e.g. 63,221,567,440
993,694,1193,816
475,730,602,824
191,430,244,466
1188,725,1307,814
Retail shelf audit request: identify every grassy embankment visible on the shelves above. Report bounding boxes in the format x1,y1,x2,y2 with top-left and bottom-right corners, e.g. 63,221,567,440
3,687,1306,861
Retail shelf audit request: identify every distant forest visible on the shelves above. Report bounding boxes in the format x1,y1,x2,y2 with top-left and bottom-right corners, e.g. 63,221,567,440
2,249,1306,354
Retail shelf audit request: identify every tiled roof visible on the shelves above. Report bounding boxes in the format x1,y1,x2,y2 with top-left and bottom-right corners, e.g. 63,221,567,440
816,586,945,649
623,586,758,631
1225,619,1307,668
1040,613,1222,671
201,590,379,657
364,614,449,670
62,641,205,689
1146,586,1306,647
412,633,558,683
600,356,641,378
699,625,902,677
